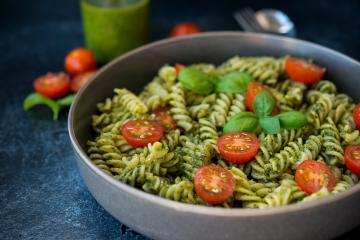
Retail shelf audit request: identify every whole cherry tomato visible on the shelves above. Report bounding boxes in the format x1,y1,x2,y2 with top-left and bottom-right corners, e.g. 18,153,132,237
170,22,201,37
64,48,96,76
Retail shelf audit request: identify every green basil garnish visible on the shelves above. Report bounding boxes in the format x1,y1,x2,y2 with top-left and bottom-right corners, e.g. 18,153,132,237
215,72,253,93
178,67,214,94
24,93,61,120
223,112,259,133
56,94,76,107
278,111,308,129
24,93,76,120
209,76,221,85
253,91,275,118
259,116,281,134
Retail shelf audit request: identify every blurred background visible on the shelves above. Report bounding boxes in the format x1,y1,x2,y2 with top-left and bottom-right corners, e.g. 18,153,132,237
1,0,360,239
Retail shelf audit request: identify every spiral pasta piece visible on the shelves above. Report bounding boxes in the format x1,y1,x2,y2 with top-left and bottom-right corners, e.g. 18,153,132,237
198,118,219,149
161,129,181,151
142,173,170,193
159,178,197,204
227,93,246,120
294,135,323,169
337,106,360,145
159,65,177,84
314,80,337,94
169,83,193,131
210,93,234,127
251,129,303,179
265,138,303,179
301,187,330,202
279,178,307,202
118,142,170,186
114,88,148,114
192,63,218,76
320,117,344,165
306,92,333,129
332,181,352,194
178,139,214,180
230,167,267,208
189,103,210,119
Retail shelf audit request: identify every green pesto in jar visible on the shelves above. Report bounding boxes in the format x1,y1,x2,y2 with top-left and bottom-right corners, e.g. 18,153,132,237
81,0,150,63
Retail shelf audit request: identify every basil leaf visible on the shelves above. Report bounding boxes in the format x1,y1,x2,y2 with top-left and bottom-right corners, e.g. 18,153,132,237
215,72,253,93
178,67,214,94
253,91,275,118
24,93,61,120
209,76,221,85
278,111,308,129
260,116,280,134
57,94,76,107
223,112,259,134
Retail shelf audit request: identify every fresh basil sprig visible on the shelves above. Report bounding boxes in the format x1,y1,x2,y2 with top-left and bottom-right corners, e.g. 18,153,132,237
223,86,307,135
253,91,275,118
178,67,214,94
24,93,75,120
215,72,253,93
223,112,259,133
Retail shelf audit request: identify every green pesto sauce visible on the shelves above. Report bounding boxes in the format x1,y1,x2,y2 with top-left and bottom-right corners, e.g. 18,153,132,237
81,0,149,63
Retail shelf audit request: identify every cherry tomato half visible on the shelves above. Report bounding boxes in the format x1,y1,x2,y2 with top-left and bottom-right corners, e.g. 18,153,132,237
217,132,260,164
64,48,96,76
175,63,185,74
121,120,164,148
345,144,360,177
245,82,269,112
70,71,96,93
353,103,360,130
153,107,177,132
295,160,336,194
170,22,201,37
33,72,71,99
194,165,235,204
285,57,326,85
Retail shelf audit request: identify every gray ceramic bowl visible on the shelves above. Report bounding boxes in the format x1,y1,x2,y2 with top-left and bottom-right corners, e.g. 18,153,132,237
68,32,360,240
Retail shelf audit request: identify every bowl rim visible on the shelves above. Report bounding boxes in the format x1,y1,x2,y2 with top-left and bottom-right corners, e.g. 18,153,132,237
68,31,360,217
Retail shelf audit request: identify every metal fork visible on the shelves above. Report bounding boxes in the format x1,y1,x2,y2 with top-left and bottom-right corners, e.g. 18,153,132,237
233,7,263,32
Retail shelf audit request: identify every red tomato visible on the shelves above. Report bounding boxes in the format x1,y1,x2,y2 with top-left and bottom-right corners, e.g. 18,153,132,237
175,63,185,74
121,120,164,148
153,107,177,131
285,57,326,85
245,82,269,112
295,160,336,194
345,144,360,177
64,48,96,76
217,132,260,164
33,72,71,99
194,165,235,204
70,71,96,93
170,22,201,37
353,103,360,130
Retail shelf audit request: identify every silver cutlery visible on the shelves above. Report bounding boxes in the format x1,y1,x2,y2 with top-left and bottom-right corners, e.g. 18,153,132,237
233,7,296,37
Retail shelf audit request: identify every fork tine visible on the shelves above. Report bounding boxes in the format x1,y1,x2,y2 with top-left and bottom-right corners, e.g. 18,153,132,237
233,11,256,32
241,7,263,32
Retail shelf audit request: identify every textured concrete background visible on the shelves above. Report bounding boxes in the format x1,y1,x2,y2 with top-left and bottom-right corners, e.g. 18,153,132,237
1,0,360,239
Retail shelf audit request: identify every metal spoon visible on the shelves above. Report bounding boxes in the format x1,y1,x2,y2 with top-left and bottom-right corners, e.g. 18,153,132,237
255,9,296,37
234,8,296,37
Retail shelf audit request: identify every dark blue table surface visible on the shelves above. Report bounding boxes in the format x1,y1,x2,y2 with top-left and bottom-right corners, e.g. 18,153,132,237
1,0,360,239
